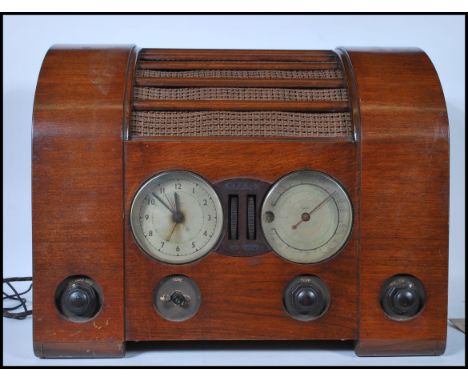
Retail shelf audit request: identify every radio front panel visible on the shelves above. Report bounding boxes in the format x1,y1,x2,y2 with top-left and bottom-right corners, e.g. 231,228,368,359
124,140,358,340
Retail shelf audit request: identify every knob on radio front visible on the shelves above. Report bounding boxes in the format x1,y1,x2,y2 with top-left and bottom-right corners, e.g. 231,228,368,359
153,275,201,322
55,276,102,322
380,275,426,321
283,275,330,321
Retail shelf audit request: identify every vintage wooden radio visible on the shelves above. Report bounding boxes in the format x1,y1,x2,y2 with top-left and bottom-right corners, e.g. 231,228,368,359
32,46,449,358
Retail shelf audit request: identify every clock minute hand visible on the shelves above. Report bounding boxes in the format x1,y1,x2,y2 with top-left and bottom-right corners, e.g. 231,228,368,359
151,192,174,213
174,192,180,213
173,192,184,223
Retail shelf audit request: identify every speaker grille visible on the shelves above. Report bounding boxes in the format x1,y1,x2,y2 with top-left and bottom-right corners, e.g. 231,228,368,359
129,49,353,139
134,87,348,102
136,69,344,80
132,111,352,137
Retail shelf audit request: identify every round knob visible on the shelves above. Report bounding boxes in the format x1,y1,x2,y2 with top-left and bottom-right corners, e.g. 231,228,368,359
284,276,330,321
380,275,425,321
56,277,101,322
154,275,201,322
293,287,317,312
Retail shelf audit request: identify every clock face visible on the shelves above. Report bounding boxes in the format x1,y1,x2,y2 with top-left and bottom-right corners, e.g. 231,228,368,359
260,170,353,264
130,171,223,264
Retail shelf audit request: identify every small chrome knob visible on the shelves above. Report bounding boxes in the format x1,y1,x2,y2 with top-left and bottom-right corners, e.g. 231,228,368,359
154,275,201,321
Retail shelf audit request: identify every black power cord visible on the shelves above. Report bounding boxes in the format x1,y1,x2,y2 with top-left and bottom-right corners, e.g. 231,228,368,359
3,277,33,319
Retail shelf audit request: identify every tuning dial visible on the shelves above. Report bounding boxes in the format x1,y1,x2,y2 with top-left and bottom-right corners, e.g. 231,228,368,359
284,275,330,321
380,275,426,321
56,277,102,322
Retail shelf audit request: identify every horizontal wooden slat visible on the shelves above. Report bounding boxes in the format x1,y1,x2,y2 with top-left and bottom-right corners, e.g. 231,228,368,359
139,49,338,63
133,100,350,112
140,48,336,55
135,77,346,88
138,61,341,70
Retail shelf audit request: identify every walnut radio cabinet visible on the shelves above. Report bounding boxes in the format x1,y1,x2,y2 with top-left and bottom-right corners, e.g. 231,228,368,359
32,46,449,358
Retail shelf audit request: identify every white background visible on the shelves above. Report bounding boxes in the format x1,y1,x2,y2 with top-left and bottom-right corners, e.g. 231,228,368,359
3,15,465,366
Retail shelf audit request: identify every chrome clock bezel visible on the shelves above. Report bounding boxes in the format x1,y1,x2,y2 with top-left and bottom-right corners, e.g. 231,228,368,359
260,170,353,264
130,170,224,264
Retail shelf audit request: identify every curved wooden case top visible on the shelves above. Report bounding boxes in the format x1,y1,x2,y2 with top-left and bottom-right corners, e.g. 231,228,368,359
338,48,449,355
32,45,137,357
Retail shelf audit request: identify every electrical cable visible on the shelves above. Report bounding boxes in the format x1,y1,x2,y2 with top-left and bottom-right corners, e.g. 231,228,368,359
3,277,33,319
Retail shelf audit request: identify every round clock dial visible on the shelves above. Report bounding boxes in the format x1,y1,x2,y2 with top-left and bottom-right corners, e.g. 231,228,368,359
261,170,353,264
130,171,223,264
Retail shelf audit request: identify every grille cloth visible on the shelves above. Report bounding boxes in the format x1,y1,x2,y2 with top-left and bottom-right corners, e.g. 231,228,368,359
131,111,352,138
137,69,343,79
131,52,352,139
134,87,348,102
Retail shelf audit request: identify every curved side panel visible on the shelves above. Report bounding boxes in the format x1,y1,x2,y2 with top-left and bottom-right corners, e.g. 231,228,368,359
32,45,137,358
338,48,449,356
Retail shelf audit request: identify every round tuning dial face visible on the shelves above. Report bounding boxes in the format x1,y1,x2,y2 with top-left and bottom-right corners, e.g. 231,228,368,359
261,170,353,264
130,171,223,264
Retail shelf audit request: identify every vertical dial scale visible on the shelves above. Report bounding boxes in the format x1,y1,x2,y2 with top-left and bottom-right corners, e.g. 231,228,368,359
130,171,223,264
261,170,353,264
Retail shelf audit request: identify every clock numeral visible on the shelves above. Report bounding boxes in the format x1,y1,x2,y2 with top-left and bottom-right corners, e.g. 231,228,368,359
175,183,182,190
145,214,149,220
176,246,180,252
203,230,208,236
192,242,196,248
160,241,165,248
148,230,153,236
203,199,207,206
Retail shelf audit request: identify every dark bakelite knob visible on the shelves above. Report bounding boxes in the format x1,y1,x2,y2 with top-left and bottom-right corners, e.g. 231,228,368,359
57,278,101,322
380,275,425,321
294,287,317,311
284,276,330,321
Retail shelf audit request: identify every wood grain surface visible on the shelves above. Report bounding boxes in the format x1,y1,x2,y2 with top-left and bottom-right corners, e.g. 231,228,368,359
337,48,449,356
32,45,137,358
